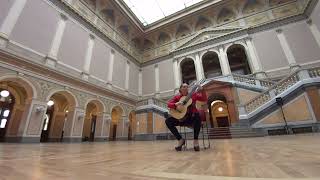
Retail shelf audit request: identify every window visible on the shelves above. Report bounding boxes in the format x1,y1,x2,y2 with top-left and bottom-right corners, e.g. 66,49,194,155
0,119,7,128
43,115,50,131
123,0,205,25
3,110,10,117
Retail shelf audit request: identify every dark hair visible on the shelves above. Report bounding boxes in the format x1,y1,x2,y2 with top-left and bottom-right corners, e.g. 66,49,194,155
179,83,188,93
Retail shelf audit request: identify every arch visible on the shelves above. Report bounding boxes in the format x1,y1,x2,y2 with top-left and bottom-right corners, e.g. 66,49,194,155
118,24,129,36
207,93,230,128
143,39,154,50
41,90,78,142
84,99,105,113
128,110,135,140
157,32,171,45
131,37,142,49
217,7,236,24
109,105,123,141
242,0,265,14
100,8,115,25
45,90,78,108
180,58,197,84
226,44,252,75
202,51,222,78
0,75,36,99
0,80,30,140
176,24,191,39
195,16,211,31
210,100,230,127
82,100,104,142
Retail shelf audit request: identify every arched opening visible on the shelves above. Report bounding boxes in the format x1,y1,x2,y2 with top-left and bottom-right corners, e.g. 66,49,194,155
206,93,230,127
195,16,211,31
217,8,236,24
118,24,129,37
0,88,15,141
41,91,76,142
227,44,252,75
180,58,197,84
100,9,115,25
158,32,171,45
82,100,104,142
176,24,191,39
0,79,34,142
109,106,123,141
143,39,154,50
211,100,230,127
131,37,142,49
128,111,135,140
243,0,264,14
202,51,222,78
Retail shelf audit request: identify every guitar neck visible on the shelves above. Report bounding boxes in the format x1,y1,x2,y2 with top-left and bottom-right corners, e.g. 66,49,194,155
184,79,205,102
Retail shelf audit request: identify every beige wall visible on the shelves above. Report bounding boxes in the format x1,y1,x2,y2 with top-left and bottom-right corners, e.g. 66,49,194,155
283,21,320,64
50,113,65,139
10,0,59,55
136,113,147,134
142,65,155,95
153,113,168,133
257,94,314,126
158,59,175,92
236,88,260,105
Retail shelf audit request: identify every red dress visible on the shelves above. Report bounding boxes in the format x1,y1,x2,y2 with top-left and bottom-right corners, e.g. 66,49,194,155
167,90,207,121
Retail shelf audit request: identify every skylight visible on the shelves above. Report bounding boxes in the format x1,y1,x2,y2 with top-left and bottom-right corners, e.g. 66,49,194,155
123,0,205,26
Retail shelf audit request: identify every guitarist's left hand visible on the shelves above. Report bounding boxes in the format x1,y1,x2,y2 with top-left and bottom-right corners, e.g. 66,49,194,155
196,85,203,92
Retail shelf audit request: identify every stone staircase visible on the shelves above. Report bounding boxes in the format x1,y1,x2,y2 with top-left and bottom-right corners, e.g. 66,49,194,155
239,67,320,125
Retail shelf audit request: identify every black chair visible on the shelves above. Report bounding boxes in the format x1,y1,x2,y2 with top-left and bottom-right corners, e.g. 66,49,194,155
179,120,211,150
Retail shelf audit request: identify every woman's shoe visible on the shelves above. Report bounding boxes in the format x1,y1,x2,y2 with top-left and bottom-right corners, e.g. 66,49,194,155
194,146,200,151
175,139,185,151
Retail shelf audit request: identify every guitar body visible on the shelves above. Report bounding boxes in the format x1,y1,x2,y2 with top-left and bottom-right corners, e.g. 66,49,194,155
169,96,192,120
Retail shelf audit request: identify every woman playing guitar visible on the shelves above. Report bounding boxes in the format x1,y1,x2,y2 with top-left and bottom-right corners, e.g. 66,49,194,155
165,82,207,151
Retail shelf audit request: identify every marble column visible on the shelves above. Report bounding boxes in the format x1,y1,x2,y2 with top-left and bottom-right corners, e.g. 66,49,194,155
107,49,115,88
46,14,68,67
218,46,232,75
276,29,299,69
307,19,320,49
82,34,95,80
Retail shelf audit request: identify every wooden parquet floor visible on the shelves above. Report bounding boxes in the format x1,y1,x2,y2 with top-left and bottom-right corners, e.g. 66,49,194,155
0,134,320,180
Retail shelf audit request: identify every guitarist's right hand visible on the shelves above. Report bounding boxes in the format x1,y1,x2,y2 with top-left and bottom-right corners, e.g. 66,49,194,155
175,102,183,107
175,102,184,112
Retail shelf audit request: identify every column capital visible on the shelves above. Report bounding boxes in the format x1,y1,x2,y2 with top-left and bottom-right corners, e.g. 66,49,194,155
276,29,283,34
306,19,313,25
89,34,95,40
218,45,225,51
60,13,68,21
244,36,252,41
154,64,158,68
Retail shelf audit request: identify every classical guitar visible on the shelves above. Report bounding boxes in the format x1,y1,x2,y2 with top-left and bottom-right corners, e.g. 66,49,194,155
169,79,205,120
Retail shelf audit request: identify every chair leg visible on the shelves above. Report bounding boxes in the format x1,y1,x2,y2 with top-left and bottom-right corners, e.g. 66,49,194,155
184,126,187,149
201,124,206,149
206,121,211,148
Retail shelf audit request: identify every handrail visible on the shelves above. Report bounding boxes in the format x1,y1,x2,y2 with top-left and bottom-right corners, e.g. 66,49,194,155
242,67,315,113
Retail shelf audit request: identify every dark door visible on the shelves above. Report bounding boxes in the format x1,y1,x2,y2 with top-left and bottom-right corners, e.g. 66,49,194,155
128,125,132,140
216,116,230,127
40,106,54,142
0,94,14,142
112,124,117,141
89,115,96,142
